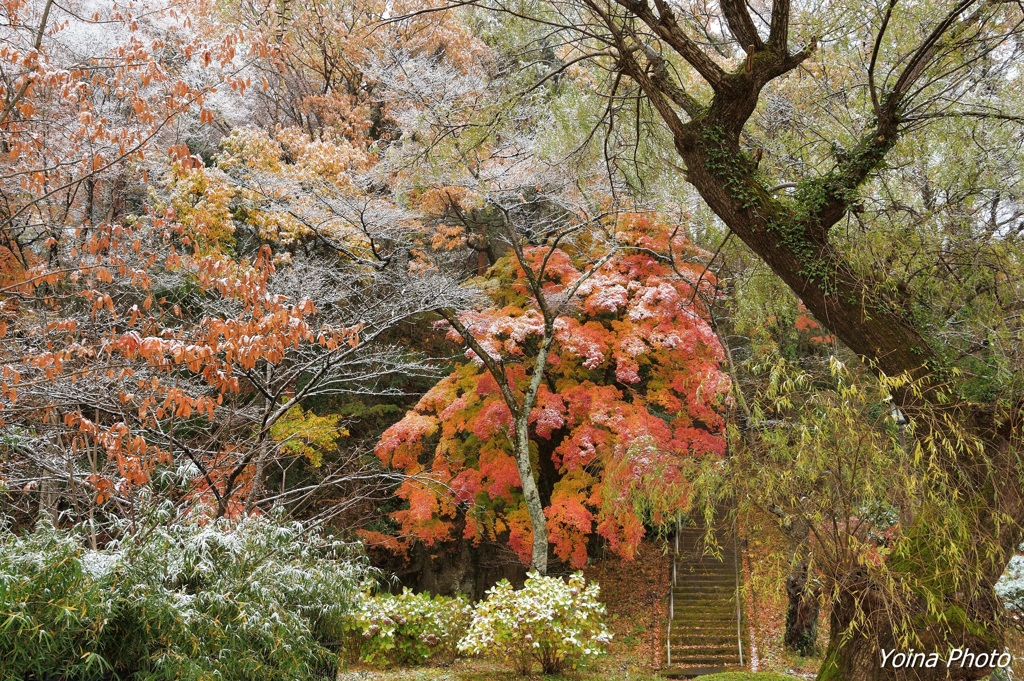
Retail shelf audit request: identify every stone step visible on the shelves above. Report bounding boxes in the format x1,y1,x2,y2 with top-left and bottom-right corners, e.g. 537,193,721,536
675,541,732,548
669,644,741,655
672,593,737,602
676,544,737,553
669,631,740,642
671,630,739,640
675,571,735,580
671,614,737,622
672,600,737,610
671,624,742,634
674,578,734,586
669,655,743,666
672,606,737,616
676,562,736,570
668,515,746,672
661,665,733,679
674,584,737,593
672,601,736,612
670,639,739,649
672,600,737,611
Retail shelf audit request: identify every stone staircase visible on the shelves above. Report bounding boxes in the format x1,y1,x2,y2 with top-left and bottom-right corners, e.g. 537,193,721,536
665,518,746,677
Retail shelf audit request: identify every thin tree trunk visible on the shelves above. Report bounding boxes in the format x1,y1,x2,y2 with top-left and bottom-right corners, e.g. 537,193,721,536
514,331,555,575
244,437,269,515
514,412,548,575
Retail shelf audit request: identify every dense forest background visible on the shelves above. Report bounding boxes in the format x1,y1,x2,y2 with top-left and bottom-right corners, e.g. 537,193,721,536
0,0,1022,679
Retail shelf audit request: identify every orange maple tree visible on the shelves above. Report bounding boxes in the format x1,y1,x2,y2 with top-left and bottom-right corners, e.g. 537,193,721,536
373,215,731,568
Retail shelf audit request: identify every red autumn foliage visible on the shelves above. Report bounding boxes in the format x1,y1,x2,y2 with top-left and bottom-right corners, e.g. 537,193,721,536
374,216,731,567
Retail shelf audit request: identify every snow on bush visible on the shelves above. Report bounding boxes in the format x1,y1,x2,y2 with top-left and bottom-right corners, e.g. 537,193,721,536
0,509,374,681
458,571,612,674
343,589,472,665
0,519,112,679
997,553,1024,620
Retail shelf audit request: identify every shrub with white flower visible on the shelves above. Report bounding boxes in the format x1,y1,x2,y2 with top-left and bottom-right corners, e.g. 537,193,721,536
344,589,472,666
458,571,612,674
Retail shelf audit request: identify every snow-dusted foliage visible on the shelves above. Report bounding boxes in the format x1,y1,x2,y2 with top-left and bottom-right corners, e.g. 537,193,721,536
458,571,612,674
0,520,111,678
996,553,1024,620
342,589,472,666
0,511,374,680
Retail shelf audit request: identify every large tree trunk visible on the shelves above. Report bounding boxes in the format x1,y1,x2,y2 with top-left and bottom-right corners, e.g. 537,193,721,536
658,83,1023,681
816,561,1012,681
578,3,1024,678
669,110,1023,681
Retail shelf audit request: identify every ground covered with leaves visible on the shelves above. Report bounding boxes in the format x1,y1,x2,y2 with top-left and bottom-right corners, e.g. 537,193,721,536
742,522,824,679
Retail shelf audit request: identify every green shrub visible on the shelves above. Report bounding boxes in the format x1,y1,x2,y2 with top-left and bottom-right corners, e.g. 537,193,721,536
344,589,472,666
104,509,373,680
458,571,612,674
0,520,112,680
0,509,375,681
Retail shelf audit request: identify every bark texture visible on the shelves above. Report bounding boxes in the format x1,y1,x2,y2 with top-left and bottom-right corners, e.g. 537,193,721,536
785,561,821,657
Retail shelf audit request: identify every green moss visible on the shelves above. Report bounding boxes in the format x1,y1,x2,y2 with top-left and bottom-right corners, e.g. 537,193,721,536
698,124,763,211
816,643,843,681
697,123,838,292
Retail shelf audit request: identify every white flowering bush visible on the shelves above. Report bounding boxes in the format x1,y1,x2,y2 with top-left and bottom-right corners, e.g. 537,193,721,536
458,571,612,674
343,589,472,665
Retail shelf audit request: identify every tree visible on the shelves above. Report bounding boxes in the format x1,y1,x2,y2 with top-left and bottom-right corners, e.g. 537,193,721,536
0,0,477,535
375,211,730,572
0,0,242,528
452,0,1024,678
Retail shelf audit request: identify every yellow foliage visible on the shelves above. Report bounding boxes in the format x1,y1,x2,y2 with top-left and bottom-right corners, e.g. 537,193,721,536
167,164,237,254
216,128,284,173
269,405,347,467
